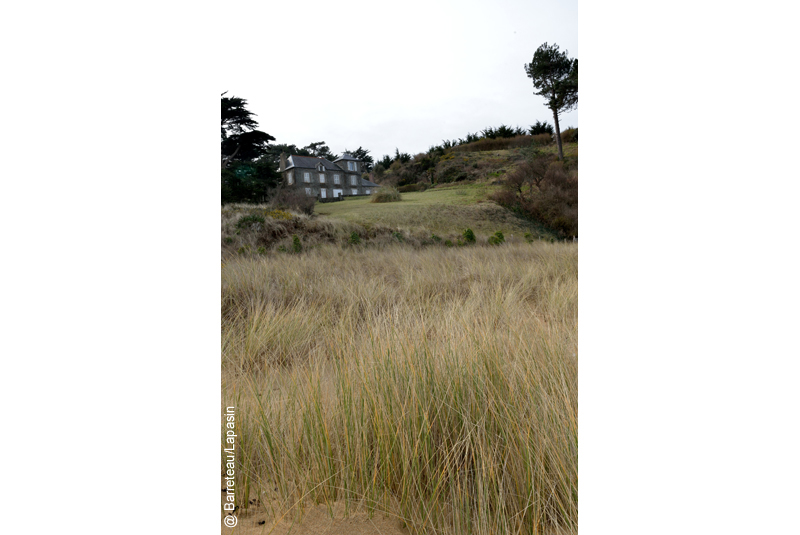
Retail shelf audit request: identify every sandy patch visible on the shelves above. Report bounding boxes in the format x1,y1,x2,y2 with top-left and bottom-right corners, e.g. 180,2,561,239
222,499,409,535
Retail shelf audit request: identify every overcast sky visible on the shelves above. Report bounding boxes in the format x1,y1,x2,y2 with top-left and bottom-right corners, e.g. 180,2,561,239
223,0,577,161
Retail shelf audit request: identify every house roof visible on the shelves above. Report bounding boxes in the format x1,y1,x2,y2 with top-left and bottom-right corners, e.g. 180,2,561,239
361,178,381,188
334,152,360,162
285,155,343,171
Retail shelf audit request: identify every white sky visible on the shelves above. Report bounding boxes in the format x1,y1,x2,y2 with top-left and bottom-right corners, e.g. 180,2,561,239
223,0,577,160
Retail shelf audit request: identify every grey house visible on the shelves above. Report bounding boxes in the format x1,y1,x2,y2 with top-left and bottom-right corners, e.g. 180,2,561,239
279,152,379,200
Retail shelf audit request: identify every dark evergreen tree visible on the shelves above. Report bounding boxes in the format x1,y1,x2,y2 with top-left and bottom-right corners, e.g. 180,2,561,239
529,120,555,136
524,43,578,160
221,93,279,203
301,141,338,161
221,92,275,166
345,146,374,172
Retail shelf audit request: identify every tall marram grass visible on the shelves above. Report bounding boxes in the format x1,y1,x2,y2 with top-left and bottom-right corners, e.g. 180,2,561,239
222,243,578,534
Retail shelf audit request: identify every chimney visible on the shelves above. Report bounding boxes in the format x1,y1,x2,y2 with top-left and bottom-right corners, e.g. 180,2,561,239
279,152,287,171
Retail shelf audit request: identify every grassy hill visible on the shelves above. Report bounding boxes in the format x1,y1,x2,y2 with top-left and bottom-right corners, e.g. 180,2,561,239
315,183,555,238
220,140,579,533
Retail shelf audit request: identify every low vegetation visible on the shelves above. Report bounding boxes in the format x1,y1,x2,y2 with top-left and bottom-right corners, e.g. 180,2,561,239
222,242,578,534
370,186,402,203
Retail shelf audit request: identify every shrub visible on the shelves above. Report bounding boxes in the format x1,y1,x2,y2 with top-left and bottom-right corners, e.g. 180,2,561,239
531,133,553,146
371,187,402,203
431,234,442,243
348,231,361,245
277,245,287,253
271,188,316,215
237,246,250,255
462,228,476,244
560,127,578,143
453,135,534,153
292,235,302,253
224,237,234,244
266,209,293,220
524,232,534,243
257,246,267,254
487,231,505,245
392,231,404,242
235,214,265,230
444,239,453,247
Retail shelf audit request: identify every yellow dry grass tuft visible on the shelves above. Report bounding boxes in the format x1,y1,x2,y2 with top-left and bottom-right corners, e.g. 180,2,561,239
222,242,578,534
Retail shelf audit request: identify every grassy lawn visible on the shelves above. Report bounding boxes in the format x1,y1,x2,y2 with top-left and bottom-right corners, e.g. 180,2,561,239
315,183,554,238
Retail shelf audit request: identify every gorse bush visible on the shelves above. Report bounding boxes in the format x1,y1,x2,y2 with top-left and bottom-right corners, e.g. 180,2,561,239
292,235,302,253
348,231,361,245
235,214,265,230
266,209,293,220
487,231,505,245
462,228,476,244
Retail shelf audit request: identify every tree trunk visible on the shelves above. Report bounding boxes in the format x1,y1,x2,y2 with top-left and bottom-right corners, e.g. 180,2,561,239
552,108,564,161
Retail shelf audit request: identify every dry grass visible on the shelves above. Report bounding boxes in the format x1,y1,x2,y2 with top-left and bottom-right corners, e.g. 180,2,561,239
222,242,578,534
222,202,556,257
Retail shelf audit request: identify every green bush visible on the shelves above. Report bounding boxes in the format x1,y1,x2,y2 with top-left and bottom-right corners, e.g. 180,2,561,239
462,228,476,244
237,246,250,255
487,231,505,245
292,235,302,253
444,239,453,247
392,231,404,242
431,234,442,243
257,246,267,254
371,187,402,203
348,231,361,245
235,214,265,230
224,237,234,244
524,232,534,243
277,245,287,253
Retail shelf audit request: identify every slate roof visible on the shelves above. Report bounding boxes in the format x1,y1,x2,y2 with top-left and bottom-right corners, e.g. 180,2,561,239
361,178,381,188
285,155,346,171
334,153,359,162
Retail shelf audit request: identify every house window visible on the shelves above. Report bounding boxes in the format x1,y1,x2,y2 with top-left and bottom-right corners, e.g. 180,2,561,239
334,174,340,184
304,172,310,183
305,187,312,196
350,175,357,186
319,173,325,183
347,161,356,171
320,189,327,199
365,189,371,195
287,171,293,185
351,188,358,196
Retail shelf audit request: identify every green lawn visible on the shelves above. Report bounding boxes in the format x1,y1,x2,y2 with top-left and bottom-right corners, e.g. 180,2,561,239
315,183,554,238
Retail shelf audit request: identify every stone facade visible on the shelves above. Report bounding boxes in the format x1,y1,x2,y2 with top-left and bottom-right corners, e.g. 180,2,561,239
279,153,370,199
